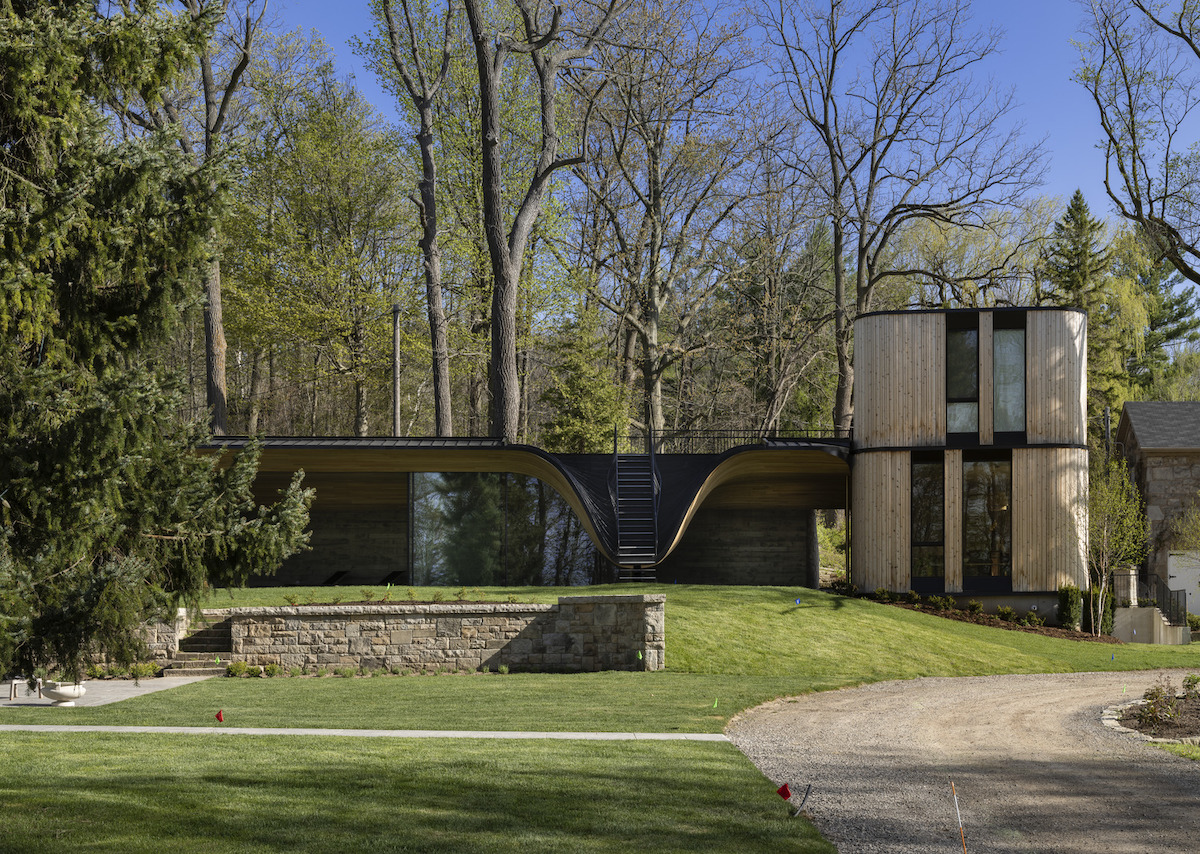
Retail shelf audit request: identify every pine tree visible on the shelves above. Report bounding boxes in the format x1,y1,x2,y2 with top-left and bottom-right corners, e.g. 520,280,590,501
0,1,311,681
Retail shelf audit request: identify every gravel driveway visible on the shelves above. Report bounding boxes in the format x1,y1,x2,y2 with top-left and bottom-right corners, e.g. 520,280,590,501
727,671,1200,853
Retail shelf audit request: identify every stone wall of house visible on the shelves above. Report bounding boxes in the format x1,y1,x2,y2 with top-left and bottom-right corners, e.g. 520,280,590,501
1126,450,1200,589
227,594,665,673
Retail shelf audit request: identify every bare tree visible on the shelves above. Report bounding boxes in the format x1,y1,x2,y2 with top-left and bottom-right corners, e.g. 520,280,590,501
1079,0,1200,286
461,0,626,442
761,0,1044,432
369,0,457,436
119,0,268,434
576,0,761,439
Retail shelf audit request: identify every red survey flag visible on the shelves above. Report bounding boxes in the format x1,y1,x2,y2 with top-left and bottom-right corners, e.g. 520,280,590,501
216,709,224,722
777,783,792,800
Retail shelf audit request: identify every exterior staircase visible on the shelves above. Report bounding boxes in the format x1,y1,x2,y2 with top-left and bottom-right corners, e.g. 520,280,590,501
616,453,658,580
163,616,232,677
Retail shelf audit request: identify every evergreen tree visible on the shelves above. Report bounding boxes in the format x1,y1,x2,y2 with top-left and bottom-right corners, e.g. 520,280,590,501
1127,256,1200,393
0,1,311,680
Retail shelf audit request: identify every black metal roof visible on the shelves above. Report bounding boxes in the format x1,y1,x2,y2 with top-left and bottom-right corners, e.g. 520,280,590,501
1121,401,1200,450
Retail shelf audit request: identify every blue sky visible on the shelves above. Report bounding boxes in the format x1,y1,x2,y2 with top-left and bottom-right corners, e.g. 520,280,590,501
274,0,1109,216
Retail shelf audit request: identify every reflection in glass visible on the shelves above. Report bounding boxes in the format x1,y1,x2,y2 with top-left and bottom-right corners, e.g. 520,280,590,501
410,472,595,586
993,328,1025,433
947,402,979,433
962,458,1011,582
911,458,944,583
947,329,979,399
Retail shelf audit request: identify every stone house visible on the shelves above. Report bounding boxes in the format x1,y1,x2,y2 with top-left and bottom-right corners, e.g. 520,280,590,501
1116,400,1200,596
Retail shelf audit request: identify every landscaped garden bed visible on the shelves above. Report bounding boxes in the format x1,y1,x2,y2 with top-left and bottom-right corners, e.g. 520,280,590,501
1121,674,1200,739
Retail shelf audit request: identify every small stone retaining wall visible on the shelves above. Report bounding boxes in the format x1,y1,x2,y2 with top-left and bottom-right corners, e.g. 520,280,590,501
227,595,665,673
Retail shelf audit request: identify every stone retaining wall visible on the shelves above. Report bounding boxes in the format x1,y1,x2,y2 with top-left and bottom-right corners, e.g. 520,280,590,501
139,608,189,664
227,595,665,673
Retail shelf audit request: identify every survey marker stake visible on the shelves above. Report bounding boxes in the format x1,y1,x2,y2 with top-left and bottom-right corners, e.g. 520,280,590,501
950,777,967,853
791,784,812,818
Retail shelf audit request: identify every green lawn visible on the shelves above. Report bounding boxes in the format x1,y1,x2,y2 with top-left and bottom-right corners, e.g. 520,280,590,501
0,733,831,853
4,584,1199,851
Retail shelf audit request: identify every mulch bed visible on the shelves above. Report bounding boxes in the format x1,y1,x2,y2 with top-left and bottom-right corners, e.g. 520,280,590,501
888,602,1122,643
1121,694,1200,739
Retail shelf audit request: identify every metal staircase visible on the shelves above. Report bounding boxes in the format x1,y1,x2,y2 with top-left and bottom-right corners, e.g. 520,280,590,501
615,453,658,580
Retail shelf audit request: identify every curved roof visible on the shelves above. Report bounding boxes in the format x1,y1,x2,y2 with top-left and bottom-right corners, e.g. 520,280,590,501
205,437,850,566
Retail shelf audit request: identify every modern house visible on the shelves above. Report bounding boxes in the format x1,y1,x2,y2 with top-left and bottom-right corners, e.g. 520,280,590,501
850,308,1089,612
216,306,1091,617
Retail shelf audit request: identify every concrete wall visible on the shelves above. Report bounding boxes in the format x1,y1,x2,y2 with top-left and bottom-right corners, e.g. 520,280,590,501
655,507,813,585
227,595,664,673
1113,606,1191,645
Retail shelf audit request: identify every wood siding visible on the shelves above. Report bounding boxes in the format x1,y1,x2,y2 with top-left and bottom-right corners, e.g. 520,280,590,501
944,450,963,594
1012,447,1088,591
1027,311,1087,444
851,451,910,591
979,313,994,445
853,313,945,449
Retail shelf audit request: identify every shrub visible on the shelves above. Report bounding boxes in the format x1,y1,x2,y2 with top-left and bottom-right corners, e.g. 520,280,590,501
1183,674,1200,700
967,599,983,615
330,596,343,605
431,590,445,603
1057,584,1082,629
226,661,249,678
1131,677,1179,730
284,594,299,606
829,575,858,597
1082,588,1116,635
1187,613,1200,633
360,588,375,602
407,588,417,601
333,666,357,678
497,664,510,675
86,664,106,679
927,595,954,611
904,590,922,606
873,587,892,603
263,664,285,678
1024,612,1045,627
246,665,262,677
996,606,1018,622
456,586,468,601
289,667,305,678
130,662,158,679
315,667,329,678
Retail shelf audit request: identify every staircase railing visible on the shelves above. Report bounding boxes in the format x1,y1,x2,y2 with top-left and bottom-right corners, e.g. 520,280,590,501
1157,583,1188,627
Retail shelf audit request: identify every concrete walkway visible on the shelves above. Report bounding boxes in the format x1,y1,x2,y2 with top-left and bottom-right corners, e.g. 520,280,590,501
0,724,726,740
4,675,214,706
2,675,727,741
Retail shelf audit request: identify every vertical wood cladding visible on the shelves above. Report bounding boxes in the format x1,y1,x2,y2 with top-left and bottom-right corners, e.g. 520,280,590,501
1012,447,1088,591
1027,311,1087,445
851,451,910,592
944,450,964,594
979,312,994,445
853,312,946,449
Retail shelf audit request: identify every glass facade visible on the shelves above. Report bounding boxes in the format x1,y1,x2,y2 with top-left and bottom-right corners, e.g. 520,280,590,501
947,327,979,433
911,454,945,591
410,472,597,586
993,327,1026,434
962,454,1012,591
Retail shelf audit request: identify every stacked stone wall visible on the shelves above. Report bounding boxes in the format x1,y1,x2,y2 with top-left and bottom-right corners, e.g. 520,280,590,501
1133,451,1200,586
226,595,664,673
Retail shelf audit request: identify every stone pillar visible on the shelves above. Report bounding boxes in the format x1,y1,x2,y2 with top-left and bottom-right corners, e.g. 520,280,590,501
1112,567,1138,607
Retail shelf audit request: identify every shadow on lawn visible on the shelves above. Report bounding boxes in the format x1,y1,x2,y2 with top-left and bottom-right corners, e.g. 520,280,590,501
3,738,833,853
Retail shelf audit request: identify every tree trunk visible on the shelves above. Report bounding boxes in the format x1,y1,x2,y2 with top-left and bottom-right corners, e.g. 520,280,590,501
416,102,454,437
203,252,228,435
247,345,269,435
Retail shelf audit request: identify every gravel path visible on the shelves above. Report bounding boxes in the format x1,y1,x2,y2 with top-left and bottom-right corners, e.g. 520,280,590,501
727,670,1200,853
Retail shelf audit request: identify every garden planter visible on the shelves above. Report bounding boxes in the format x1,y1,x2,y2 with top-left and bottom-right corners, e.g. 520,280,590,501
41,681,86,707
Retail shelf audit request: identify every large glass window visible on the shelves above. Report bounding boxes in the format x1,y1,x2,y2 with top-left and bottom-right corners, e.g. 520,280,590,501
911,453,945,593
962,453,1012,592
947,322,979,435
993,321,1026,435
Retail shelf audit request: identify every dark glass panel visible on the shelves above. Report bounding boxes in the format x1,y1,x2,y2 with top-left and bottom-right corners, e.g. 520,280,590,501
962,458,1012,581
947,329,979,399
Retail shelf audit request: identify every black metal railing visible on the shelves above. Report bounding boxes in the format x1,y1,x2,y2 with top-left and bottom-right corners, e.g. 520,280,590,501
612,428,850,455
1157,584,1188,627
